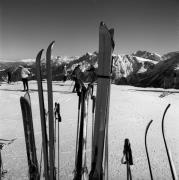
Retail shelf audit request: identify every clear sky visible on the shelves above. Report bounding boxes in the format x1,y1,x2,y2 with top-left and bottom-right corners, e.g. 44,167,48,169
0,0,179,60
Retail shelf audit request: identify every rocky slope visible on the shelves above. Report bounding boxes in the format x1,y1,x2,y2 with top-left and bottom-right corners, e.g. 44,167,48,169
136,53,179,88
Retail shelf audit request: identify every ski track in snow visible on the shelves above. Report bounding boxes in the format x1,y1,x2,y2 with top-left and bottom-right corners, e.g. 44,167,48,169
0,81,179,179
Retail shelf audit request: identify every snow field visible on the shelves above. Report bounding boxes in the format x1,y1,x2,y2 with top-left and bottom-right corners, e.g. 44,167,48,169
0,81,179,179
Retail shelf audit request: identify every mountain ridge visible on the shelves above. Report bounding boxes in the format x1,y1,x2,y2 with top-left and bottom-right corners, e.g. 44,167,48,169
0,50,179,89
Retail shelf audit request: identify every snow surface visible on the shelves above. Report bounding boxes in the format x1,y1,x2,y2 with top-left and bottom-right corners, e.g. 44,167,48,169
0,81,179,180
134,56,158,64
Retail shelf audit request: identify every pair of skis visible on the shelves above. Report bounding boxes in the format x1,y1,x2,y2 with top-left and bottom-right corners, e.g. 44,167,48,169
74,22,114,180
36,41,57,180
20,41,58,180
145,104,178,180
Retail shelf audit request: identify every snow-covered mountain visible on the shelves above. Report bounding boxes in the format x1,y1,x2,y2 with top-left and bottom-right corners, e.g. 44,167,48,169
112,54,158,80
132,50,162,61
1,50,179,88
137,52,179,88
161,51,179,60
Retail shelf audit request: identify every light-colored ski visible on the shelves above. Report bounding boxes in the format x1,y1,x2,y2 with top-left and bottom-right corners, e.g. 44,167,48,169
89,22,114,180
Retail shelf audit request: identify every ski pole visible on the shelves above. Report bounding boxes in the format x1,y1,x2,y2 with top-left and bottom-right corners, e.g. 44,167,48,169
0,146,2,180
162,104,178,180
145,120,153,180
121,139,133,180
39,145,43,178
54,102,62,180
57,112,60,180
57,103,61,180
74,92,82,170
104,119,109,180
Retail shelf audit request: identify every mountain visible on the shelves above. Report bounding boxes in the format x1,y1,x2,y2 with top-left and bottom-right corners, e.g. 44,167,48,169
161,51,179,60
136,52,179,88
1,50,179,89
132,50,162,61
112,54,157,80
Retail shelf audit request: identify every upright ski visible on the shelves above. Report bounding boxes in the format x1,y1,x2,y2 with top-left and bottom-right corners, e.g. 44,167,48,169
73,83,92,180
36,49,49,180
161,104,178,180
89,22,114,180
145,120,153,180
20,92,40,180
46,41,56,180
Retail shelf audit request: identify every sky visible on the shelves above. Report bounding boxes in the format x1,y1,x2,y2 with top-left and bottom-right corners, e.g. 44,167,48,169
0,0,179,60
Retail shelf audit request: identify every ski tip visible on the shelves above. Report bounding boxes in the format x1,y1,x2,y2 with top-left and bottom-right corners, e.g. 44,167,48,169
36,49,44,62
99,22,115,50
100,21,108,30
145,120,153,137
47,41,55,50
46,41,55,58
20,96,30,106
100,21,105,26
162,104,171,127
24,91,30,97
146,120,153,128
163,104,171,117
149,119,153,124
166,104,171,109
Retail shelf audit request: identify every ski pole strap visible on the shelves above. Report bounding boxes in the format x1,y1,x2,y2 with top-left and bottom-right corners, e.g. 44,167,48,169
122,138,133,165
54,102,61,122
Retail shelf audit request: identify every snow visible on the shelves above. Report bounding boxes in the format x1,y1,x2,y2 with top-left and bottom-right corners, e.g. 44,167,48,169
153,52,162,58
134,56,158,64
20,59,35,63
0,81,179,179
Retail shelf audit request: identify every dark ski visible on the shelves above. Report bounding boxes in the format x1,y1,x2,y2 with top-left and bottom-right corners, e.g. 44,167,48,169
36,49,50,180
20,92,40,180
161,104,178,180
145,120,153,180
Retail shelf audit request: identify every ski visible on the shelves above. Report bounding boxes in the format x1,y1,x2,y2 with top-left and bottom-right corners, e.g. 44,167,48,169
89,22,114,180
73,83,92,180
20,92,40,180
46,41,56,180
145,120,153,180
161,104,178,180
36,49,49,180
